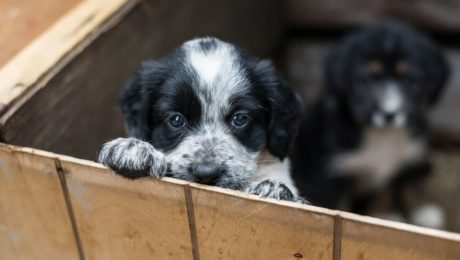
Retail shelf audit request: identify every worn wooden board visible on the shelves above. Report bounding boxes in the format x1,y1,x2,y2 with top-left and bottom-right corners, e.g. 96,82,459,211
0,0,81,67
1,144,460,258
189,184,335,260
340,213,460,260
0,0,282,160
0,0,134,110
0,146,80,260
59,158,194,260
287,0,460,33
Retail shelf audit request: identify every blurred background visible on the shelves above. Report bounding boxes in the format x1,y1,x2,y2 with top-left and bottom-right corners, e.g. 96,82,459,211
281,0,460,233
0,0,459,232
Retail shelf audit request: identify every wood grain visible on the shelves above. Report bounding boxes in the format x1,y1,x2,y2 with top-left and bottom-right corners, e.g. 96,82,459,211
1,144,460,258
59,158,194,260
0,0,81,68
0,0,134,109
340,213,460,260
0,145,80,260
189,184,334,260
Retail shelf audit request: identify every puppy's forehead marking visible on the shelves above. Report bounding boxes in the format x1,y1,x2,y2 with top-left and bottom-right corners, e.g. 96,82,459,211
183,38,250,120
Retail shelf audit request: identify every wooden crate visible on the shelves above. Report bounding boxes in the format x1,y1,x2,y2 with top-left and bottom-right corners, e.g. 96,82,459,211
1,143,459,259
1,1,460,259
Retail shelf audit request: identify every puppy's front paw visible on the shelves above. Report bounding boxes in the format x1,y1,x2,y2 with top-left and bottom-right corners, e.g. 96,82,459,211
98,137,166,178
246,180,309,204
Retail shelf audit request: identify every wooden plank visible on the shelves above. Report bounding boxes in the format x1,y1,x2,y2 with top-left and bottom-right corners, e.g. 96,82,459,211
59,158,194,260
0,0,81,68
189,184,335,260
0,145,80,260
0,0,135,111
286,0,460,33
0,0,282,160
340,213,460,260
1,144,460,258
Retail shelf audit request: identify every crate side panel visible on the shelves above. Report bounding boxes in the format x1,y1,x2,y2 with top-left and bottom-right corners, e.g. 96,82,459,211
341,218,460,260
61,160,193,260
0,0,82,67
191,187,334,260
0,147,79,259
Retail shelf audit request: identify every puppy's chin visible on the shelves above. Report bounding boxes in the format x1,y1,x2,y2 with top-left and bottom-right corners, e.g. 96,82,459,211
371,112,407,128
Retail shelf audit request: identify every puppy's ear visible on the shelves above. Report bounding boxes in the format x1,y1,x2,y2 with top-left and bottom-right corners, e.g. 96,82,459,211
120,59,170,140
252,60,301,160
324,45,350,100
425,45,450,106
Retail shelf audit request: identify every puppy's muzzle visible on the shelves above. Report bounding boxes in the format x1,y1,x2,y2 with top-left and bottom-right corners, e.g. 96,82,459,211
190,162,226,184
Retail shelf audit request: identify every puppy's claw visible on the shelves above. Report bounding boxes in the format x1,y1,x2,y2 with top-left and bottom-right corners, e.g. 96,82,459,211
98,137,167,178
246,179,309,204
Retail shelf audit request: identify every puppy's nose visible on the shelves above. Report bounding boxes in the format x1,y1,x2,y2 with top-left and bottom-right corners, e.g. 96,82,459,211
191,163,223,184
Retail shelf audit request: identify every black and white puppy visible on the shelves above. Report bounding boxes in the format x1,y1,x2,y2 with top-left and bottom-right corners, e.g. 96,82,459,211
99,37,306,203
290,22,449,226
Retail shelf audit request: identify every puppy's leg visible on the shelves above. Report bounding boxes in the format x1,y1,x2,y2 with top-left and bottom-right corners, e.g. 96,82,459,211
98,137,167,178
246,179,309,204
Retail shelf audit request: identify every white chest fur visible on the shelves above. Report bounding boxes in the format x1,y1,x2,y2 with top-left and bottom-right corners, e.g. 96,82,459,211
333,128,426,189
254,151,298,195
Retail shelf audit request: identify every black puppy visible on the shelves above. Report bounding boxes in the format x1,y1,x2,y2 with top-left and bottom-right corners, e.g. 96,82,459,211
99,37,306,203
290,22,449,226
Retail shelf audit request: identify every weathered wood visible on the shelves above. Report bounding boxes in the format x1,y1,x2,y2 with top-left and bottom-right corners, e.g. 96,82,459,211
1,144,460,258
0,0,282,160
0,0,134,111
0,0,81,67
189,184,335,259
0,145,80,260
287,0,460,33
59,158,194,260
340,212,460,259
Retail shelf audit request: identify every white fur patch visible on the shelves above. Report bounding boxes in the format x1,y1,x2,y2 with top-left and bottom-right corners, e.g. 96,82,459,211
254,152,298,195
372,113,385,127
333,128,426,190
380,83,403,113
411,204,445,229
394,113,407,127
184,38,250,121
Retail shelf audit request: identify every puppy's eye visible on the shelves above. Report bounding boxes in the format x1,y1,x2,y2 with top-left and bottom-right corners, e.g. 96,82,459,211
396,61,408,75
168,113,186,128
369,60,384,75
231,113,249,128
